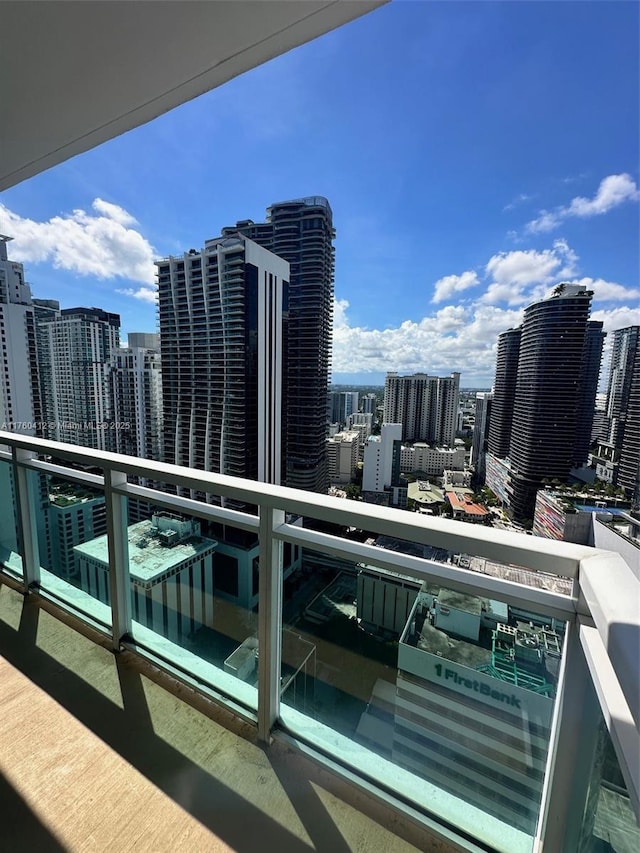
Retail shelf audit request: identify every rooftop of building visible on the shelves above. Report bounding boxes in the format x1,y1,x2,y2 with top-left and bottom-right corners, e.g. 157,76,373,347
446,492,490,517
403,443,461,452
415,619,491,668
437,588,483,615
539,489,631,514
407,480,445,505
404,588,560,693
49,487,103,509
73,518,218,584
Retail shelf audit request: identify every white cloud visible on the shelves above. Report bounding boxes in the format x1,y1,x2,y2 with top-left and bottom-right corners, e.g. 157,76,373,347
567,173,639,217
591,305,640,332
432,270,479,303
92,198,138,227
481,239,578,305
333,239,637,382
116,287,158,303
333,297,350,329
567,277,640,302
332,301,524,383
0,198,155,284
503,193,533,212
526,173,639,233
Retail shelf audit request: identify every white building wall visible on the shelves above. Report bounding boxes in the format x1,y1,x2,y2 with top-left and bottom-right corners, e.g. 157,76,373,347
400,444,465,476
327,430,360,484
114,335,163,462
363,423,402,492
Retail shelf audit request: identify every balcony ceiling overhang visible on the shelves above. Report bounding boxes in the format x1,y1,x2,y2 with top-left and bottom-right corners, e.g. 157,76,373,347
1,0,385,192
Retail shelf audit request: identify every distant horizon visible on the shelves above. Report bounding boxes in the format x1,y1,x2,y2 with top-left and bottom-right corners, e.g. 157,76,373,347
329,377,491,391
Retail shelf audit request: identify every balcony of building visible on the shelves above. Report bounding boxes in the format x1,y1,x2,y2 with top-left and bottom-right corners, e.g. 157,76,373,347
0,431,638,853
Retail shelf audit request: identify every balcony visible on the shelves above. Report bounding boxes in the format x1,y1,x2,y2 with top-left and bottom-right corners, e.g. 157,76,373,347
0,430,638,853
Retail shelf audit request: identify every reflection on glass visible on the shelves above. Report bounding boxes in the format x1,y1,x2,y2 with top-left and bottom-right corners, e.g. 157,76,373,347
38,473,111,625
580,711,640,852
0,459,22,575
127,502,260,712
280,546,564,852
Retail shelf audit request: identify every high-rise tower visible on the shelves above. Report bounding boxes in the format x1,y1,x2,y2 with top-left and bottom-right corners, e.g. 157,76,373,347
222,197,335,493
157,234,288,503
113,333,163,462
606,326,640,501
36,306,120,451
383,372,460,445
491,284,600,521
0,236,41,435
0,236,42,557
471,391,493,483
573,320,606,467
487,328,521,459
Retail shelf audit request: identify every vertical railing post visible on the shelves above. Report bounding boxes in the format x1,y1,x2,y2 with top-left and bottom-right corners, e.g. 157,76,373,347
535,619,601,852
105,468,131,650
12,447,41,592
258,505,284,742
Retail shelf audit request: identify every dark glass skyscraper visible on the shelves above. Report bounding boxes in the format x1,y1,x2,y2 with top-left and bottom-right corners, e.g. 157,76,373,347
223,197,335,494
573,320,606,467
487,284,603,522
487,327,521,459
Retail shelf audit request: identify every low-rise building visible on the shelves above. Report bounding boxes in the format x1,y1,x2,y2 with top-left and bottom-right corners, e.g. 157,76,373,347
400,443,465,477
406,480,445,513
485,453,512,506
532,489,631,544
445,491,490,523
442,469,472,490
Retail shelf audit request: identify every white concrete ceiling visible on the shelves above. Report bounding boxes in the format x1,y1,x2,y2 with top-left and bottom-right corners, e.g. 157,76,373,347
1,1,385,191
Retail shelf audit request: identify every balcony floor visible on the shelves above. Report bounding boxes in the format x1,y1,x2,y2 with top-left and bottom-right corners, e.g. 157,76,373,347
0,579,454,852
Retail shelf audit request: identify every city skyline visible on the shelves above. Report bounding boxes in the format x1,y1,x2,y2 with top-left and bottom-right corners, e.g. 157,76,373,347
0,2,638,386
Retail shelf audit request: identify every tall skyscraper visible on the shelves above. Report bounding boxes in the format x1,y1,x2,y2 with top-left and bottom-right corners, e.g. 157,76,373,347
487,284,602,521
605,326,640,452
617,363,640,502
383,372,460,446
487,328,521,459
471,391,493,483
604,326,640,500
113,333,163,462
157,234,289,502
222,196,335,494
36,306,120,451
574,320,606,467
0,236,41,557
0,236,41,435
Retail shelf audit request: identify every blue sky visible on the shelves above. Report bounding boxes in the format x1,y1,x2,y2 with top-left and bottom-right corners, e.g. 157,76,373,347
1,1,638,386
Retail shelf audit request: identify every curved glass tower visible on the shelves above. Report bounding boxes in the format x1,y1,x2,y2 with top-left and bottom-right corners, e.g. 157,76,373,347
508,284,598,520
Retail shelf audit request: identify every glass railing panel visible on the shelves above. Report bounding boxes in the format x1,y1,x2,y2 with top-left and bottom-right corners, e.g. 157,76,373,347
578,703,640,852
37,472,112,627
0,459,23,576
279,546,565,853
127,503,258,715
